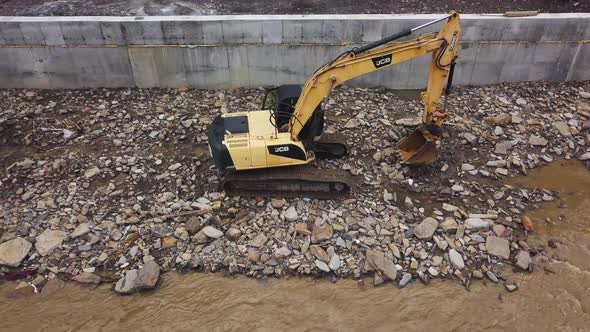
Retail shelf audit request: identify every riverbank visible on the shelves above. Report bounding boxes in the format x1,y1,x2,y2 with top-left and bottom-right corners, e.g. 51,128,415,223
1,81,589,295
2,158,590,330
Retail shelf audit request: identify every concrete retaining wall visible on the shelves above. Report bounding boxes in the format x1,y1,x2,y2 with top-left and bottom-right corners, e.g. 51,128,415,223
0,14,588,89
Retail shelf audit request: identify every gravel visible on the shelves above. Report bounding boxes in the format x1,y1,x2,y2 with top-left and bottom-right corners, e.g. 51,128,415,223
0,80,589,293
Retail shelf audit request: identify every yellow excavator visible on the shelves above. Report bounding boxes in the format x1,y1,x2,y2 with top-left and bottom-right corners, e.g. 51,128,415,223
208,12,461,198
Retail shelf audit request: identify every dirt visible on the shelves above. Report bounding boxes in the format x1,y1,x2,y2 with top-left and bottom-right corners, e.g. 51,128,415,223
0,0,587,16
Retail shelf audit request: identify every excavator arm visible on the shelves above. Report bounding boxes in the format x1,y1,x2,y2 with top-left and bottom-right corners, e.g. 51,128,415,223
288,11,461,163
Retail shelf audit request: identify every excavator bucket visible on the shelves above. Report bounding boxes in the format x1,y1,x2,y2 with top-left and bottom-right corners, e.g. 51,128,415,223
398,125,440,164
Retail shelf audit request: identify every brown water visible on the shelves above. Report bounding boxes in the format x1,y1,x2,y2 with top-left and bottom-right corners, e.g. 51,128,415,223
1,160,590,332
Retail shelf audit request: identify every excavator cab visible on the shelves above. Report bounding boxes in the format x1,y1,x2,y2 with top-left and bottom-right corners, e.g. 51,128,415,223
262,85,328,146
262,85,302,129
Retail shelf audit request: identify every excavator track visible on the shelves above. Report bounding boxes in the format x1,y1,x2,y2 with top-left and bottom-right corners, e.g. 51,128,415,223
311,132,349,159
222,165,356,199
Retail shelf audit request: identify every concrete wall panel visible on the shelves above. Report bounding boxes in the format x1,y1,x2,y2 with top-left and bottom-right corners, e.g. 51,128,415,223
0,14,588,89
568,44,590,81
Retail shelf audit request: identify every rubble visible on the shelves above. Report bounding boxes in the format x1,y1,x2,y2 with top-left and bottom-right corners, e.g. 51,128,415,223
0,81,588,293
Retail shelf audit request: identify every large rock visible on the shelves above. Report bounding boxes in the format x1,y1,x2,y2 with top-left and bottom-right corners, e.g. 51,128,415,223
486,236,510,259
310,245,329,263
365,249,397,281
311,222,333,243
414,217,438,239
115,261,160,295
137,260,160,290
275,246,291,258
202,226,223,239
70,223,90,238
464,217,490,230
35,229,68,256
492,113,512,125
344,118,361,128
528,135,548,146
84,167,100,178
398,273,412,288
515,250,531,270
72,272,102,284
185,218,201,235
249,233,267,247
396,117,422,127
225,228,242,241
554,121,571,137
41,278,65,295
440,218,458,232
0,238,32,267
328,254,342,271
282,206,298,221
495,141,512,154
315,259,330,272
115,269,138,295
271,198,286,209
449,249,465,270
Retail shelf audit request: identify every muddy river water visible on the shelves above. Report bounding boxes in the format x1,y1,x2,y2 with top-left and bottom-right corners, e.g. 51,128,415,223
1,160,589,331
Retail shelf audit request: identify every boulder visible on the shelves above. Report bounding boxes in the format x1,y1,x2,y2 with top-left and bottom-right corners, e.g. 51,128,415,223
249,233,267,248
225,228,242,241
449,249,465,270
464,217,490,230
311,222,333,243
515,250,531,270
115,269,138,295
492,113,512,125
528,135,548,146
202,226,223,239
414,217,438,240
486,236,510,259
70,223,90,238
315,260,330,272
0,237,32,267
271,198,286,209
137,260,160,290
365,249,397,281
35,230,68,256
115,261,160,295
328,254,342,271
72,272,102,284
310,245,329,263
282,206,298,221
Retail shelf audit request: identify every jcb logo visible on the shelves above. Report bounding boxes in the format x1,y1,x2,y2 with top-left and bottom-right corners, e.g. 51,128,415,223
372,54,393,68
274,146,289,152
375,58,391,66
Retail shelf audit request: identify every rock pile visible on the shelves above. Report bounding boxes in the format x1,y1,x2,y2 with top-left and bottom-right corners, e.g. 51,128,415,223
0,81,589,294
